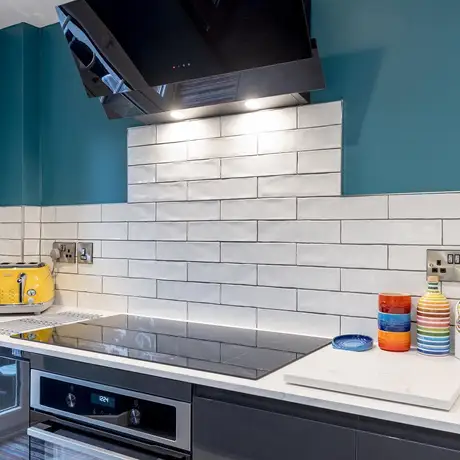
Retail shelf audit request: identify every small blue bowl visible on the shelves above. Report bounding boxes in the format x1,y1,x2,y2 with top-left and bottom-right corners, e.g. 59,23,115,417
332,334,373,352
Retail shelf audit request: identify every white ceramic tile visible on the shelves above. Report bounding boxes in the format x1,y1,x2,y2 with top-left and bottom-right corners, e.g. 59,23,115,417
157,118,220,143
442,283,460,300
0,223,21,239
78,292,128,312
298,290,378,318
157,242,220,262
129,260,187,281
188,178,257,201
157,159,220,183
342,220,442,245
128,297,187,320
188,135,257,160
128,182,187,203
55,274,102,293
258,309,340,338
102,241,156,260
78,223,128,240
0,207,22,223
129,222,186,241
55,205,101,222
0,256,21,263
340,316,378,340
222,153,297,179
188,303,257,328
102,203,156,222
23,239,40,256
78,258,128,277
298,196,388,220
297,244,388,269
259,173,341,198
258,221,340,243
297,149,342,174
157,280,220,303
221,284,296,310
188,221,257,242
41,207,56,222
0,239,22,256
54,290,78,307
221,243,296,265
41,223,77,239
221,198,296,220
128,165,156,184
298,101,343,128
443,221,460,245
222,107,297,136
390,193,460,219
103,277,157,298
127,125,156,147
24,223,40,239
157,201,220,221
388,245,450,271
188,263,257,285
259,126,342,154
258,265,340,290
341,269,426,295
24,206,41,223
128,142,187,165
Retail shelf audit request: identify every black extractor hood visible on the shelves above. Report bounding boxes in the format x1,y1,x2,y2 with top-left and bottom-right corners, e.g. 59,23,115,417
57,0,325,123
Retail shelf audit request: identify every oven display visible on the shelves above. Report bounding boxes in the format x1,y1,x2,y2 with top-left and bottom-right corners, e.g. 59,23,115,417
91,393,116,408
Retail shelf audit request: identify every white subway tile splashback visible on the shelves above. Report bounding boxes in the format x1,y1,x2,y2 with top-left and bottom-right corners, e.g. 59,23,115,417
188,178,257,201
128,143,187,165
102,203,156,222
129,222,186,241
128,165,156,184
259,125,342,154
24,223,40,239
258,173,341,198
129,260,187,281
128,297,187,320
157,159,220,183
221,242,296,265
297,149,342,174
341,317,378,339
188,262,257,285
54,290,78,307
222,107,296,136
157,242,220,262
157,201,220,221
342,220,442,245
388,245,446,271
258,221,340,243
298,101,343,128
389,193,460,219
55,205,101,222
0,239,22,256
222,284,296,310
24,206,41,223
188,221,257,242
221,153,297,178
157,118,220,143
188,303,256,328
23,239,40,256
297,244,388,269
78,223,127,240
55,274,102,293
78,292,128,312
443,221,460,245
0,207,22,223
127,125,156,147
221,198,296,220
258,265,340,291
128,182,187,203
257,309,340,338
188,135,257,160
78,258,128,277
102,241,156,260
41,207,56,223
41,223,77,240
157,280,220,304
103,277,157,298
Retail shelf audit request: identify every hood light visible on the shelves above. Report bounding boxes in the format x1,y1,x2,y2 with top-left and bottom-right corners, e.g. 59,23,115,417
245,99,261,110
170,111,185,120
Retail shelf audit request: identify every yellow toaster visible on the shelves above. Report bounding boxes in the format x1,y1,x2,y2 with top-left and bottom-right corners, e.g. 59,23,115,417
0,262,54,314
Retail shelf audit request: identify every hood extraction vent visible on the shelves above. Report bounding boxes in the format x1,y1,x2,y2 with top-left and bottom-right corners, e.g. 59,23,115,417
57,0,325,123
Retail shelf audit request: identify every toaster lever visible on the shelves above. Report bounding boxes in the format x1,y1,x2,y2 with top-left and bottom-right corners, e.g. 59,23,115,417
17,273,27,304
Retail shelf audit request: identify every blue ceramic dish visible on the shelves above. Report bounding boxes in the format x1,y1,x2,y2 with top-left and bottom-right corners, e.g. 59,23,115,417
332,334,373,352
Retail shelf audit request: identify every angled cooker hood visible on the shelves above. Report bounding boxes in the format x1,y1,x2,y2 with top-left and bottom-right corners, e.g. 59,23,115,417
57,0,325,123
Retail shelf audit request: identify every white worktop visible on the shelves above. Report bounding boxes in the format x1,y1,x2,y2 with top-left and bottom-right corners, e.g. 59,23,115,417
1,307,460,435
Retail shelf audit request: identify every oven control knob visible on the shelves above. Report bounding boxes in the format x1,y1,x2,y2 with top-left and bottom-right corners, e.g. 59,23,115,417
66,393,76,408
129,408,141,426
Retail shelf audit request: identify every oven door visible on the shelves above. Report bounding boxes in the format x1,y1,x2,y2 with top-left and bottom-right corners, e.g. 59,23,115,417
28,418,190,460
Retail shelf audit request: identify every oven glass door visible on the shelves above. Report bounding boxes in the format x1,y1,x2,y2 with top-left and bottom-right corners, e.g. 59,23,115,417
0,355,29,459
28,421,189,460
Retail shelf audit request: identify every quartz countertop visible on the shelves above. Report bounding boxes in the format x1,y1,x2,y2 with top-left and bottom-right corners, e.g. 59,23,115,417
1,307,460,436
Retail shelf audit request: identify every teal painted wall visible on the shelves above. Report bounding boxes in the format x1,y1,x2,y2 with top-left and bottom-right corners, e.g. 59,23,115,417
39,24,137,206
311,0,460,195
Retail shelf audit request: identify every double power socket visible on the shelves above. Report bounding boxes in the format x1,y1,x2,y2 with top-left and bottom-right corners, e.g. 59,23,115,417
52,242,93,265
427,249,460,281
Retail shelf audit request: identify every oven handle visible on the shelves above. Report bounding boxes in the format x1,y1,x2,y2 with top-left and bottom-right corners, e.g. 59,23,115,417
27,426,139,460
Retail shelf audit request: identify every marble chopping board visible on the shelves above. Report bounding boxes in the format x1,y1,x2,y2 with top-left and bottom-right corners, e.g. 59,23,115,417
284,345,460,411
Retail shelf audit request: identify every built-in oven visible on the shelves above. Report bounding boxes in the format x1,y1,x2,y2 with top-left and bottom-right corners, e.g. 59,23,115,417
29,370,191,460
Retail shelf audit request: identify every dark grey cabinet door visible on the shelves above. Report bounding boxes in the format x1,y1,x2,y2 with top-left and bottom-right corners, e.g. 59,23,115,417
193,397,355,460
357,432,460,460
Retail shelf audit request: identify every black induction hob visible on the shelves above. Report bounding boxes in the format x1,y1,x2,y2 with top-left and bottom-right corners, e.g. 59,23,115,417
12,315,330,380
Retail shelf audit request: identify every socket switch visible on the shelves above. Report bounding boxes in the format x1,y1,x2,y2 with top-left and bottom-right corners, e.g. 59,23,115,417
427,249,460,281
77,242,93,264
52,242,76,264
